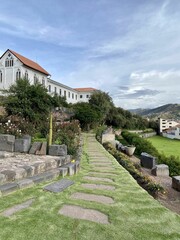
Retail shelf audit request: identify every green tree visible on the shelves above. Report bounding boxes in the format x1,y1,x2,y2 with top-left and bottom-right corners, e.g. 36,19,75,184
89,90,114,123
3,78,54,123
73,102,101,130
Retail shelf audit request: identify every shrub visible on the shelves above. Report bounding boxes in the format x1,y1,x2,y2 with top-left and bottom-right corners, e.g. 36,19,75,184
121,131,180,176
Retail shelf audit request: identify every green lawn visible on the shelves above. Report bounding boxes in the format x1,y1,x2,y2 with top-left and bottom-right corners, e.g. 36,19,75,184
0,134,179,240
147,135,180,159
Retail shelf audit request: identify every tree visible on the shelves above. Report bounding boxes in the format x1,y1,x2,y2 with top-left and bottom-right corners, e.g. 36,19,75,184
73,102,101,130
89,90,114,123
3,78,54,123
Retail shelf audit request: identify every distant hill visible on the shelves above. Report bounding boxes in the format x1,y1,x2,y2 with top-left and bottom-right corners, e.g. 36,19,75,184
129,104,180,120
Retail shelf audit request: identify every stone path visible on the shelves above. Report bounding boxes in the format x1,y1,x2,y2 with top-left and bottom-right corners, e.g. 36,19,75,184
59,134,119,224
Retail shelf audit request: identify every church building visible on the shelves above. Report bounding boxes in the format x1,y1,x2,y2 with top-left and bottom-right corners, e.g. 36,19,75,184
0,49,96,104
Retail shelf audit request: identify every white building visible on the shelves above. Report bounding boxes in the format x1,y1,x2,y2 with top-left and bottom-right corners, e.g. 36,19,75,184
158,118,179,133
162,125,180,140
0,49,97,104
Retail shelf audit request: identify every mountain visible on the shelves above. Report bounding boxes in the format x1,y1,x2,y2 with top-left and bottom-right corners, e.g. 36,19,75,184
129,104,180,120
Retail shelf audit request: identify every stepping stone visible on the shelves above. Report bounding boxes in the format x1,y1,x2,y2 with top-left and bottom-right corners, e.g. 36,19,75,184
84,176,113,183
81,183,115,191
88,172,117,176
71,192,114,204
90,162,113,166
93,167,115,171
1,199,34,217
43,179,74,193
59,205,109,224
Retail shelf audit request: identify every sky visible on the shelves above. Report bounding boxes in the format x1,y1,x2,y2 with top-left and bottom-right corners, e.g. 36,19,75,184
0,0,180,109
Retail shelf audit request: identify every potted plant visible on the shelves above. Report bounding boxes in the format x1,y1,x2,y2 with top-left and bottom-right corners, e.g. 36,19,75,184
125,145,136,156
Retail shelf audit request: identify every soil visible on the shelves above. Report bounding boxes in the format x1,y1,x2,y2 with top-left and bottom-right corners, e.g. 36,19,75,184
130,156,180,215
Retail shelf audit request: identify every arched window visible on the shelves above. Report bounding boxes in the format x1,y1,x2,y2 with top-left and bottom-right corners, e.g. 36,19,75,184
34,74,38,84
0,71,2,83
25,70,28,80
16,69,21,80
42,77,45,86
5,53,14,67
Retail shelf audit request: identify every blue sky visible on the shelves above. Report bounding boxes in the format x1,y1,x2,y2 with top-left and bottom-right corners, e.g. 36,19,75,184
0,0,180,109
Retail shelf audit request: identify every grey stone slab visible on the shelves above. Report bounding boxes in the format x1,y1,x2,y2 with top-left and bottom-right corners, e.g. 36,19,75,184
0,173,6,184
36,142,47,155
59,205,109,224
29,142,42,154
58,167,68,177
71,192,114,204
0,134,15,152
40,172,56,181
151,164,169,177
172,176,180,191
14,139,31,153
140,152,156,169
21,165,34,177
16,179,34,189
27,175,45,184
83,176,113,183
48,144,67,156
1,170,16,181
22,135,32,146
81,183,115,191
0,182,18,195
44,179,74,193
1,199,34,217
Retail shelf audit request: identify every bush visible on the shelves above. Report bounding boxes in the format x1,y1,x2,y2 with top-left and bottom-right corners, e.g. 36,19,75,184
53,120,81,156
103,142,163,197
121,131,180,176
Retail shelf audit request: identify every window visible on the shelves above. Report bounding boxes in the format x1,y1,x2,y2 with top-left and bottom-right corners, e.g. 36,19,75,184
68,92,70,98
54,87,57,94
86,95,89,98
42,77,45,86
0,71,2,83
25,70,28,80
59,89,62,95
34,74,38,84
16,69,21,80
49,85,51,92
64,90,66,97
76,95,77,100
80,95,83,98
72,93,74,99
5,54,14,67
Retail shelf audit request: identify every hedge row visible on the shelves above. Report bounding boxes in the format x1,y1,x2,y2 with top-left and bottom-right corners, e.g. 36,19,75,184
103,142,164,198
121,131,180,176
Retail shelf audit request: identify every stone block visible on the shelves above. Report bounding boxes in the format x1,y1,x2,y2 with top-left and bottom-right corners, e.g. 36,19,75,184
67,163,75,176
1,170,16,181
21,165,34,177
0,173,6,184
16,179,34,189
102,133,115,144
0,134,15,152
48,144,67,156
14,139,31,153
0,183,18,195
59,157,66,166
29,142,42,154
27,175,45,184
151,164,169,177
32,163,41,175
22,135,31,146
75,161,80,173
15,168,27,180
36,142,47,155
40,172,56,181
45,159,57,171
140,152,156,169
58,167,68,177
172,176,180,191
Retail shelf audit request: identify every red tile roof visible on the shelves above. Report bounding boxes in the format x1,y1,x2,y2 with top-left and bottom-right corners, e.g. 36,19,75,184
74,87,97,92
1,49,50,76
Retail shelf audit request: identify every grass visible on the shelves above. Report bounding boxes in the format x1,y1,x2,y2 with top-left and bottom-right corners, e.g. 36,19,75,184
0,133,179,240
147,135,180,159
